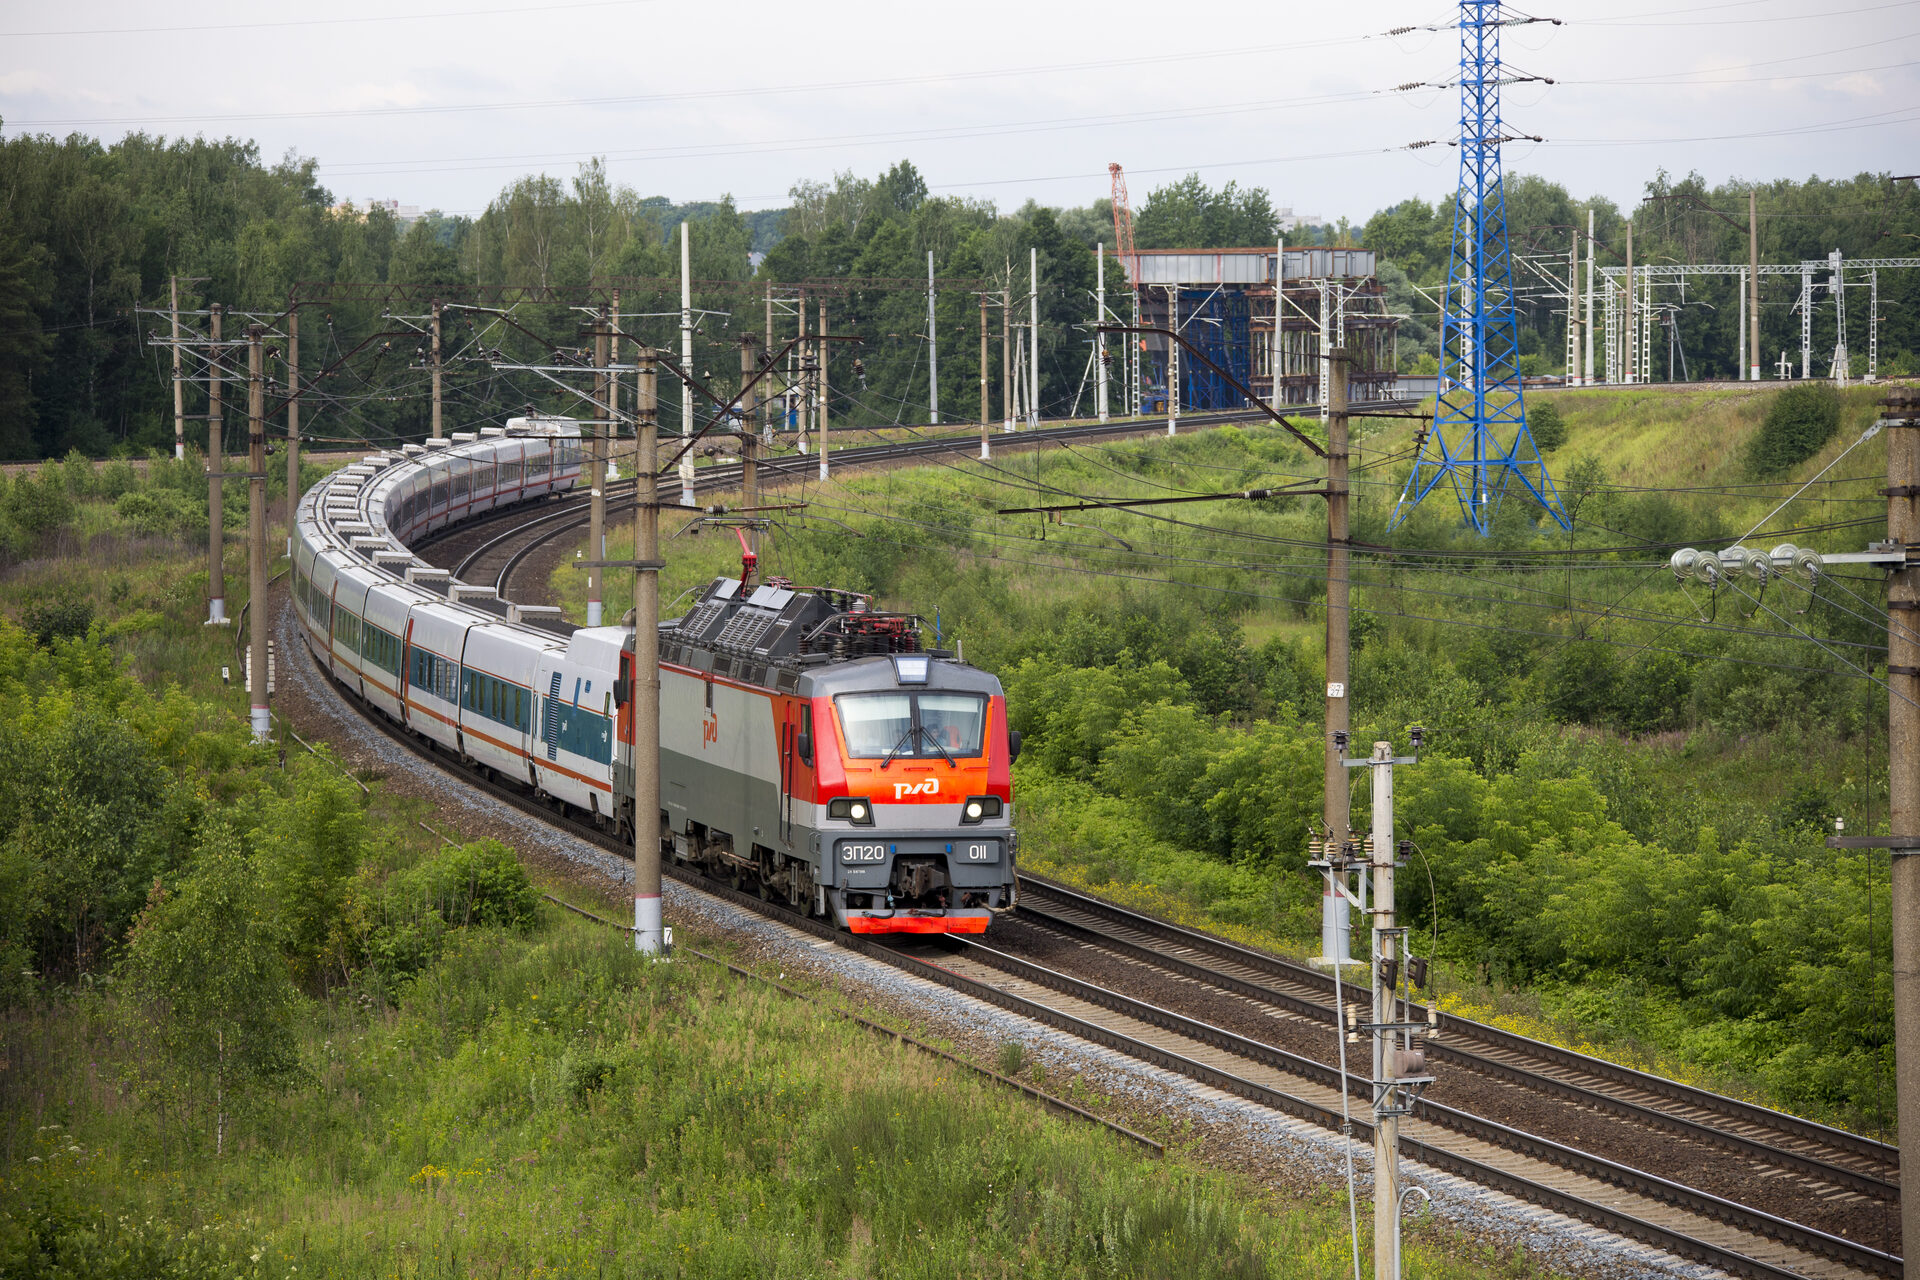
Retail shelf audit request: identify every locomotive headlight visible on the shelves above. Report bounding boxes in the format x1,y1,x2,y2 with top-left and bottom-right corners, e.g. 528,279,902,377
828,797,874,826
960,795,1003,824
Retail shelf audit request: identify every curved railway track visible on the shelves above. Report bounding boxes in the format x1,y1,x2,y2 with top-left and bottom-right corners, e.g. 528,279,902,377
298,412,1903,1280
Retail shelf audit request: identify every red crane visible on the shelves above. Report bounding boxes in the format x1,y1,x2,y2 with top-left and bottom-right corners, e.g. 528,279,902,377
1108,162,1137,287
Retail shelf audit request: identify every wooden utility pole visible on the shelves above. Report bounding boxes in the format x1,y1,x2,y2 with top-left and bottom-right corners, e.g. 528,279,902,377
589,308,609,627
1749,191,1762,381
979,292,990,459
430,300,444,439
740,335,759,559
246,325,270,742
170,277,186,460
817,297,830,481
1322,347,1351,948
207,303,227,626
285,310,299,555
633,345,664,956
1885,391,1920,1258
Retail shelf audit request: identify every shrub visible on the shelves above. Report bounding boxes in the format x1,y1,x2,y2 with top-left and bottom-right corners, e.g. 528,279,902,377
3,472,73,535
19,597,94,647
115,488,205,538
1746,383,1841,477
1528,400,1566,451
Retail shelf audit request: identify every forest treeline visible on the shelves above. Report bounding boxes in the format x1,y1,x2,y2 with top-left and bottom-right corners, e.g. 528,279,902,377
1,126,1915,460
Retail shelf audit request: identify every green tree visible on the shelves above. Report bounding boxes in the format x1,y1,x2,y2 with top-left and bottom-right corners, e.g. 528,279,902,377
1746,383,1842,476
1134,175,1279,249
122,830,300,1155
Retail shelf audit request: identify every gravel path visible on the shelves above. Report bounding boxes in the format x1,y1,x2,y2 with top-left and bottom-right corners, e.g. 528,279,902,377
273,591,1742,1280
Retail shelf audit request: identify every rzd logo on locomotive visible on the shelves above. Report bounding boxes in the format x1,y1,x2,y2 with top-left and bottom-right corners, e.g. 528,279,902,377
892,778,939,799
701,710,719,748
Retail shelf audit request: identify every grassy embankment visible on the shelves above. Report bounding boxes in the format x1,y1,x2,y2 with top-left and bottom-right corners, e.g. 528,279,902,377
0,451,1525,1276
554,383,1906,1132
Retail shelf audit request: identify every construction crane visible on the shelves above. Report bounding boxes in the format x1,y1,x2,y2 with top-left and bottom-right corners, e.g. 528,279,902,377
1109,163,1141,415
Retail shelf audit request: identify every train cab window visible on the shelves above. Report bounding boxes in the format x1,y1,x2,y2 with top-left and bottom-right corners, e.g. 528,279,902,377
919,694,987,756
835,692,986,759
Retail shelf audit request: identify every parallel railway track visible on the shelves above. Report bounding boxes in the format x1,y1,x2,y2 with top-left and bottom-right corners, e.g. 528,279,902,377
297,410,1901,1280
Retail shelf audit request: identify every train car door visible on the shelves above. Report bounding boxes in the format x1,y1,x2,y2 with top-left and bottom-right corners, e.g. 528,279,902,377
400,617,416,730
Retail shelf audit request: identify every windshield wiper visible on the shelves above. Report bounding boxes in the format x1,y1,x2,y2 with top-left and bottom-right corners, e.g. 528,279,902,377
916,723,958,768
879,724,917,770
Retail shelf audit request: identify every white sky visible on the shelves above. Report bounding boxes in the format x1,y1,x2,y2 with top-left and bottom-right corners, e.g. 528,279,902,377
2,0,1917,226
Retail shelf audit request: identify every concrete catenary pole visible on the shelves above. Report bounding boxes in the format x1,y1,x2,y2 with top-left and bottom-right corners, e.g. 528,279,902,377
1749,190,1762,381
818,297,830,482
1370,738,1400,1280
1584,209,1596,386
1028,247,1039,430
740,334,759,560
1002,282,1013,434
285,310,299,555
609,288,622,479
927,250,939,425
979,292,990,460
430,300,444,440
1096,242,1109,423
633,345,664,956
1322,348,1351,960
170,276,186,460
1883,391,1920,1258
588,308,608,627
207,303,227,626
679,221,696,506
795,298,809,453
246,325,270,743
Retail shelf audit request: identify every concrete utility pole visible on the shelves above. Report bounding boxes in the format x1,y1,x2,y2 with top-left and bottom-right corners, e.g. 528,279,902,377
633,345,665,957
1002,283,1014,434
1750,191,1762,381
795,299,809,453
170,277,186,460
740,335,759,558
1369,739,1400,1280
430,300,444,439
1883,391,1920,1259
1097,243,1110,423
979,293,991,459
246,325,270,743
679,221,696,507
1323,347,1351,960
609,288,622,479
206,303,227,626
285,310,299,555
927,250,939,425
1028,247,1040,430
589,309,609,627
818,297,830,482
1584,210,1596,386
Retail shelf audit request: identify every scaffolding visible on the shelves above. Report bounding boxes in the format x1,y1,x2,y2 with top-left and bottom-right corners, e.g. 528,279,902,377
1122,246,1401,415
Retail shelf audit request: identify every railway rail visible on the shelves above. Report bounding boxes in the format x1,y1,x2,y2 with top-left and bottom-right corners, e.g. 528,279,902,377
293,410,1903,1280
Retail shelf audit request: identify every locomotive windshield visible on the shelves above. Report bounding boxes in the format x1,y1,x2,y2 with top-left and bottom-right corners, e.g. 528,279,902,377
836,692,987,759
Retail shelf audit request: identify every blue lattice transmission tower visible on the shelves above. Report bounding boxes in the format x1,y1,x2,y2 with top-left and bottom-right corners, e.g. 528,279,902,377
1391,2,1568,536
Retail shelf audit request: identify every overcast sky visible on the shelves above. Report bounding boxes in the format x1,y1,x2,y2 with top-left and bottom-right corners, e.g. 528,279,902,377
3,0,1916,226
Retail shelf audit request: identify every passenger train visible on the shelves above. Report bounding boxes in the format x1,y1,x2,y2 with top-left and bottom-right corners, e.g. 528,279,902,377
292,417,1019,935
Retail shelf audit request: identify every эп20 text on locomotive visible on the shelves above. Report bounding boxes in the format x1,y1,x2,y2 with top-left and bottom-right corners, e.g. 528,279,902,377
292,417,1019,935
